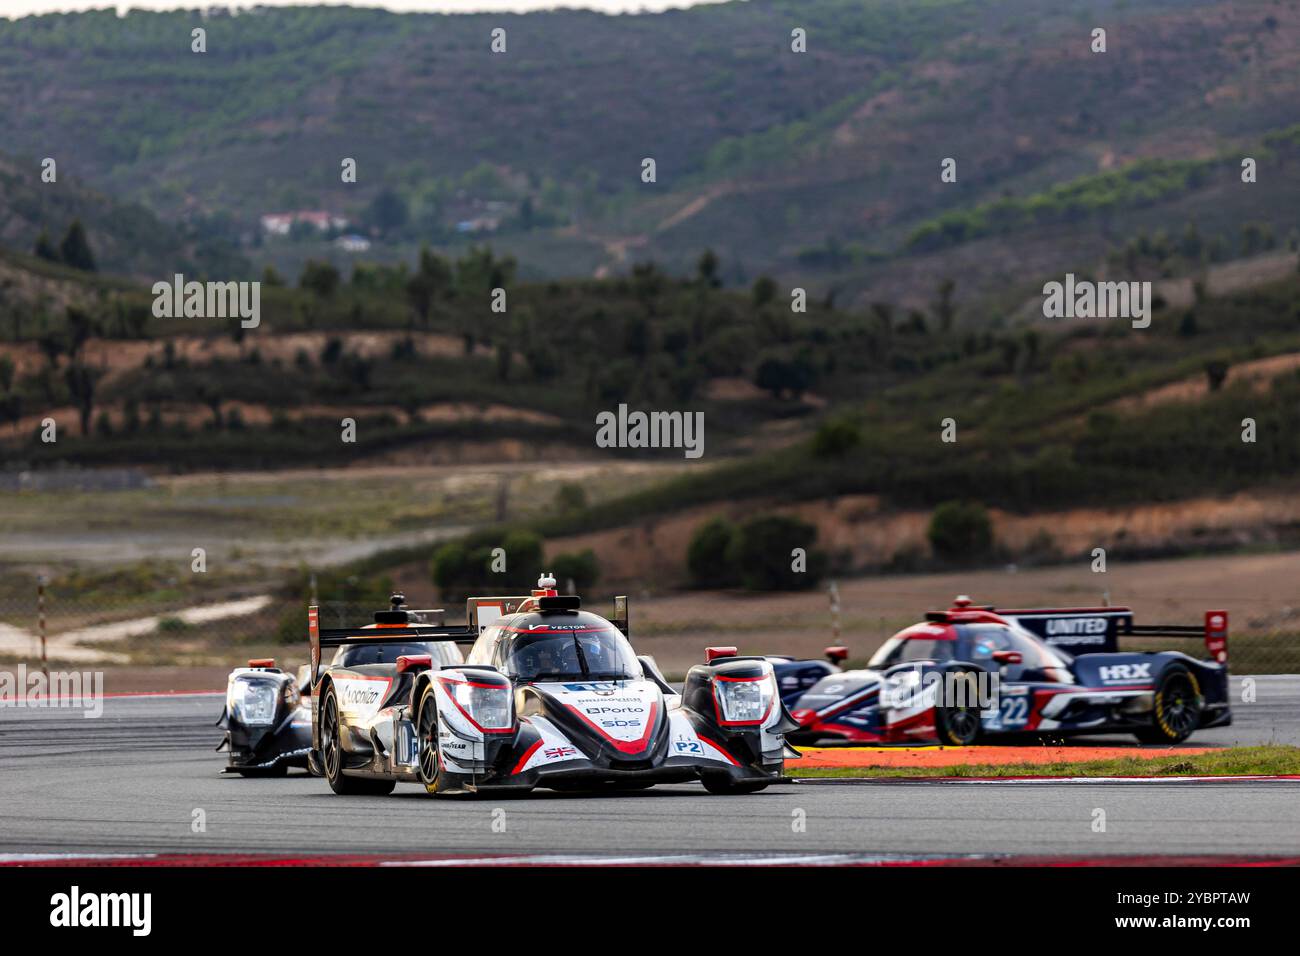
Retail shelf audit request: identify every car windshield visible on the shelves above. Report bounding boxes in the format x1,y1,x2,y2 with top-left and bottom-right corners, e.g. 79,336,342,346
960,623,1073,669
334,641,464,667
503,626,642,682
867,635,955,669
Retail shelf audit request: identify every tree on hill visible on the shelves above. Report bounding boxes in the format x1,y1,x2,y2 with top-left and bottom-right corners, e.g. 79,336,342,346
65,306,96,360
1205,360,1229,391
406,246,453,326
365,188,409,236
697,249,721,289
755,355,814,400
33,231,60,264
63,362,100,435
59,220,96,272
299,260,341,297
933,278,957,332
0,354,18,439
455,245,515,297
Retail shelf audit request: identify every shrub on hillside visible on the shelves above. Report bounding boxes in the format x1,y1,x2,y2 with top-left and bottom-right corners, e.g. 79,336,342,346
553,482,587,513
431,529,544,602
727,515,825,590
811,418,862,457
927,500,994,561
686,518,739,589
551,549,600,594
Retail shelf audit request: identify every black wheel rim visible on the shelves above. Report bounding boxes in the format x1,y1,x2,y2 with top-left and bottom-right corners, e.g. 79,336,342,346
1160,675,1198,737
417,696,439,785
322,693,340,779
948,706,979,742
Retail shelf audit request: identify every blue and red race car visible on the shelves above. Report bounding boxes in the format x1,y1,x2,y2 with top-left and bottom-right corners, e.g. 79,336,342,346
786,597,1231,746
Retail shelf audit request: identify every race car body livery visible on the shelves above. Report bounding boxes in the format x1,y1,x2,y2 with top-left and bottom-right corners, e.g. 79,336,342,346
217,659,312,775
767,647,849,706
787,597,1231,746
307,579,799,797
216,616,464,775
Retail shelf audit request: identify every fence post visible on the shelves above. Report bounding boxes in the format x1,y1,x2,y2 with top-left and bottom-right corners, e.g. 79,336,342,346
829,579,841,643
37,574,48,677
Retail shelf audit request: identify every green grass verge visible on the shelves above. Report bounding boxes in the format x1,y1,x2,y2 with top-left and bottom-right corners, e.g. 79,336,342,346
790,745,1300,779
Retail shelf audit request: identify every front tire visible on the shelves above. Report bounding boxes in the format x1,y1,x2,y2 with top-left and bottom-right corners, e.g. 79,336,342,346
320,684,396,796
702,775,769,795
1135,665,1202,745
934,669,982,746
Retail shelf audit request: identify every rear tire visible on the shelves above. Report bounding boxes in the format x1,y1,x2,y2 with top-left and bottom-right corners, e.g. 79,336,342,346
321,684,396,796
416,683,441,794
701,775,769,795
1134,665,1202,745
934,669,982,746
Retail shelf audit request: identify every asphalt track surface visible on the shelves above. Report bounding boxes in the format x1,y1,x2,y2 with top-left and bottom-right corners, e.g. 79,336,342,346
2,676,1298,863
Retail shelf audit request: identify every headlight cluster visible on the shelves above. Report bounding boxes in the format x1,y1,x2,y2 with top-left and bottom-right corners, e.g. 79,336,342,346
444,679,513,732
714,671,776,725
228,678,279,726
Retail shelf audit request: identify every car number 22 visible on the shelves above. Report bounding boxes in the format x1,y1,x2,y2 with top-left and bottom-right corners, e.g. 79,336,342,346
995,696,1029,728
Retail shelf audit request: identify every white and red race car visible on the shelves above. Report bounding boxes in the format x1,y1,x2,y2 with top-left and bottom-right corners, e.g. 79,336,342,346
307,576,799,796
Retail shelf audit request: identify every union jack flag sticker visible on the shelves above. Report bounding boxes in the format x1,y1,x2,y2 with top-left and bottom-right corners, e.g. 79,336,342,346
544,746,577,759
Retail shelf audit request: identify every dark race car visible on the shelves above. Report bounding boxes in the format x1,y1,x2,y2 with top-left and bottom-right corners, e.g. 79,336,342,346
215,658,311,776
306,576,800,797
701,644,848,708
216,601,463,775
787,596,1230,746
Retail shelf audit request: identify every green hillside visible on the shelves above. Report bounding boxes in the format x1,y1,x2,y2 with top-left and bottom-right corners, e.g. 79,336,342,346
530,267,1300,539
0,151,247,279
0,246,863,468
1,0,1297,309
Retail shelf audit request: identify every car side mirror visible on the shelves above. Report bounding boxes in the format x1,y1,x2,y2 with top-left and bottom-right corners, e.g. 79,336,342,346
992,650,1023,665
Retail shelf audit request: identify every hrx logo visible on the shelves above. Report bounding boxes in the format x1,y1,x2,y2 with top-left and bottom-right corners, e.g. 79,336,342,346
1098,663,1151,682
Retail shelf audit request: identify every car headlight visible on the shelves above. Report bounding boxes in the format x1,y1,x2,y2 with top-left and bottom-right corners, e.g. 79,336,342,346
228,678,278,726
283,680,301,709
442,678,513,732
714,671,776,725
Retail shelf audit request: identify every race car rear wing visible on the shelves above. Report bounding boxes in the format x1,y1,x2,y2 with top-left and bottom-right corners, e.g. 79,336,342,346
307,604,478,686
998,606,1228,664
